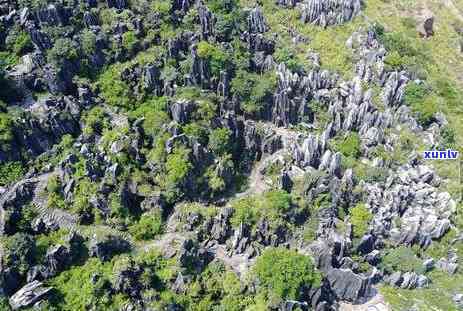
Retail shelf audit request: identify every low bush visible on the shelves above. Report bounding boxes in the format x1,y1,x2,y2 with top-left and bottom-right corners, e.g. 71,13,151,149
350,203,372,238
230,190,292,227
333,132,361,158
129,211,164,241
380,246,424,274
0,161,24,186
253,247,321,300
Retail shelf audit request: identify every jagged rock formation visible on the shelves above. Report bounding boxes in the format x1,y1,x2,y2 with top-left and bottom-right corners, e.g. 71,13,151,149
8,281,52,310
0,0,460,309
299,0,362,27
364,164,455,248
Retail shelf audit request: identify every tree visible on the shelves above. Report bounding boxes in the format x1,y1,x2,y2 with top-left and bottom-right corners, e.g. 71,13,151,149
81,30,97,56
253,248,321,301
208,127,231,156
98,65,135,109
3,233,36,275
48,38,79,66
196,41,230,76
6,30,33,55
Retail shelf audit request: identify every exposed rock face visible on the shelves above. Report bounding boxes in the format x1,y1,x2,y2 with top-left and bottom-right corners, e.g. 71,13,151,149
364,164,455,248
178,239,213,273
299,0,362,27
247,7,267,34
27,245,71,281
326,268,371,303
170,100,196,124
385,271,429,289
112,259,143,298
89,234,131,261
0,97,81,163
198,4,215,39
436,252,459,275
9,281,52,310
0,179,37,235
271,63,338,127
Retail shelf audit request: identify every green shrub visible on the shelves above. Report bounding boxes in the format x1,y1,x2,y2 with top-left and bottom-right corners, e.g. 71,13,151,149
98,65,135,109
49,258,116,310
83,106,110,136
231,70,276,114
151,0,172,17
0,161,24,186
0,297,11,311
81,29,97,55
253,248,321,300
439,126,456,149
434,78,461,108
166,147,192,185
7,31,33,55
196,41,230,76
230,190,292,227
48,38,79,66
130,97,169,137
165,147,193,202
3,233,36,275
264,190,292,213
350,203,372,238
404,82,429,106
0,112,13,147
379,32,429,74
230,197,257,226
333,133,361,158
122,31,139,54
129,211,164,241
380,246,425,274
412,96,438,126
274,46,303,72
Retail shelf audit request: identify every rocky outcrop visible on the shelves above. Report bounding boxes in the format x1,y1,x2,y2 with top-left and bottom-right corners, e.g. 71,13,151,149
198,4,215,39
0,179,37,235
247,7,267,34
89,234,131,261
299,0,362,27
170,100,196,124
270,63,338,127
27,245,71,282
9,281,52,310
436,252,459,275
326,268,371,303
384,271,429,289
112,258,143,298
364,163,455,248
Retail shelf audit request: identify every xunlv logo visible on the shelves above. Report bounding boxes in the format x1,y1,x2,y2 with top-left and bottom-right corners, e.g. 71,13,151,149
423,149,459,160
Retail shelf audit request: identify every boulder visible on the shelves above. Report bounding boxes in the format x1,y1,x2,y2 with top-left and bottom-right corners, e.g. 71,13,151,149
326,268,371,303
417,9,434,38
9,281,52,310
